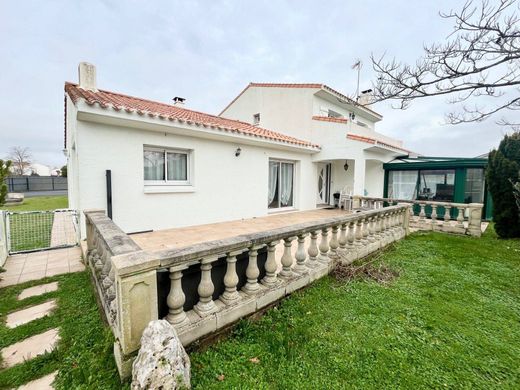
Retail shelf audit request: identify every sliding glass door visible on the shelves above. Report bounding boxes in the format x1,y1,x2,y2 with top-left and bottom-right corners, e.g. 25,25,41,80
268,160,294,209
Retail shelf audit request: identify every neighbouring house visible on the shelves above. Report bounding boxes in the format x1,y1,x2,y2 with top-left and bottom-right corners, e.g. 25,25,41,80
220,83,414,201
64,63,411,236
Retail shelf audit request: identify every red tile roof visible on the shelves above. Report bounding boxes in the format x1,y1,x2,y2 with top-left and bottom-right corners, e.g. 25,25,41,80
64,83,319,149
219,82,382,118
347,133,411,153
312,115,348,124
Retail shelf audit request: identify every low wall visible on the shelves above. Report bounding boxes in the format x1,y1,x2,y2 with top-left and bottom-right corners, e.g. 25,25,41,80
85,205,412,378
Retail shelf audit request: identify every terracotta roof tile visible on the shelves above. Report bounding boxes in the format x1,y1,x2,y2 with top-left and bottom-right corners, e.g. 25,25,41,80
347,133,411,153
312,115,348,124
64,83,319,149
220,82,382,118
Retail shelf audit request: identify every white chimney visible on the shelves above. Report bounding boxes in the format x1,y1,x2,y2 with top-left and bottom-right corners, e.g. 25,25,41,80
78,62,97,91
358,89,374,106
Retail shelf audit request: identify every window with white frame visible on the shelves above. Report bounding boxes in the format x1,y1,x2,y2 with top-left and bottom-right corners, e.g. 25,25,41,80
268,159,295,209
143,146,191,185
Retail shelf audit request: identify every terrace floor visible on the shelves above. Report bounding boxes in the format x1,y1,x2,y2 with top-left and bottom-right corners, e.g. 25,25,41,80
131,208,348,251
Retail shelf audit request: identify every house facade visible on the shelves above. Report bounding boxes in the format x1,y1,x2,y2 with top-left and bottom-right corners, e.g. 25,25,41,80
65,64,410,236
220,83,412,203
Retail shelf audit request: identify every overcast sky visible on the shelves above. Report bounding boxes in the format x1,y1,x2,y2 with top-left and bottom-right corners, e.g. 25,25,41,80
0,0,511,167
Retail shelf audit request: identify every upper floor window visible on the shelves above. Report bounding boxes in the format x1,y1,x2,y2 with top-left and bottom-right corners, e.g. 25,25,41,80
328,109,343,119
143,146,191,185
253,113,261,125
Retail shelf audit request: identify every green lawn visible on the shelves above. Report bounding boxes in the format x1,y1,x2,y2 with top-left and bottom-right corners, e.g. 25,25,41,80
2,196,68,212
1,227,519,389
190,227,520,389
2,196,68,252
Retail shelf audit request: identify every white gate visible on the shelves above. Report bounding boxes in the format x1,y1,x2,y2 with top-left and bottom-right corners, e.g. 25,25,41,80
6,209,80,254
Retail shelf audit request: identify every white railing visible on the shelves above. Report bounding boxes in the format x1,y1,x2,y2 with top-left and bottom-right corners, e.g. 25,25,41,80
353,196,483,237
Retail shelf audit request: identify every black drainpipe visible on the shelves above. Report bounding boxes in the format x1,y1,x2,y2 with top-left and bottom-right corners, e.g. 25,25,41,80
106,169,112,219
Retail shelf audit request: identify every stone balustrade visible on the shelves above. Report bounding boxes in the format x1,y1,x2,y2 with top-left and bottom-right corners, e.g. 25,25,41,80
85,205,411,378
353,196,483,237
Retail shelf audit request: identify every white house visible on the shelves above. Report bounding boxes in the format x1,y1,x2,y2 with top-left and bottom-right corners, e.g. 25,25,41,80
65,63,410,236
220,83,412,202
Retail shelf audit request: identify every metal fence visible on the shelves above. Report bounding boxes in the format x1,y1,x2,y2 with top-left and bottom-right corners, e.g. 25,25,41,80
5,176,68,192
5,209,79,254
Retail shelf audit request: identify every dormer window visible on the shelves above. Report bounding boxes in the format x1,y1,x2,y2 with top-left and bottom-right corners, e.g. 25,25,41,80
253,113,260,125
328,109,342,119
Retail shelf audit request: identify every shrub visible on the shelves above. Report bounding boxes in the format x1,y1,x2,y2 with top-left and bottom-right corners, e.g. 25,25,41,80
0,159,12,207
486,133,520,238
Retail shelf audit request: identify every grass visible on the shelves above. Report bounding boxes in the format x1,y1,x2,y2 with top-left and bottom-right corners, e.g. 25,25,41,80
2,196,68,212
2,196,68,252
7,213,54,252
0,271,124,390
190,227,520,389
1,227,519,389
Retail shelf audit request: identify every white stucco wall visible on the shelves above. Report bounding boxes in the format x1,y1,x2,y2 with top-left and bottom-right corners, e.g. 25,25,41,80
221,86,316,141
365,159,385,197
70,117,318,236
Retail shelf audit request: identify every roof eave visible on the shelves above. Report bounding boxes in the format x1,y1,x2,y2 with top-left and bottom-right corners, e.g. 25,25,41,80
74,100,321,153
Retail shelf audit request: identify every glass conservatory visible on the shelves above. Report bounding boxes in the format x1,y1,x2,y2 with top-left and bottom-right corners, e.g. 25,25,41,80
383,157,492,220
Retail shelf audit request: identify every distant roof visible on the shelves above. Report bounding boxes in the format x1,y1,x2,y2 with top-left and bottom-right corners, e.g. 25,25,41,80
219,82,382,118
64,83,319,150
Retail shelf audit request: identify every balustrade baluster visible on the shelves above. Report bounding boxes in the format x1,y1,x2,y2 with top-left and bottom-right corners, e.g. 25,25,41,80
243,245,264,294
318,228,330,263
419,204,426,221
355,219,364,247
262,241,279,286
339,223,348,251
329,225,339,259
431,205,438,222
166,266,189,326
456,206,465,227
194,255,219,316
347,221,355,249
294,234,308,274
280,237,296,278
444,205,451,222
221,251,243,304
307,231,319,268
367,216,376,243
362,218,370,244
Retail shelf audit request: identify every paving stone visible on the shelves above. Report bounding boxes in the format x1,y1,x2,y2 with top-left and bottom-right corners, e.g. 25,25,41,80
18,282,59,300
17,371,57,390
6,300,57,328
1,328,60,368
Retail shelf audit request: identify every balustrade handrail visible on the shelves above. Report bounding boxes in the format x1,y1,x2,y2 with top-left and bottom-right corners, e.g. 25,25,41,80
111,205,409,276
355,196,483,209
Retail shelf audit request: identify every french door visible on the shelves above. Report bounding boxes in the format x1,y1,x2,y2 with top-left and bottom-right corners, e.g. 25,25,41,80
268,160,294,209
317,163,331,205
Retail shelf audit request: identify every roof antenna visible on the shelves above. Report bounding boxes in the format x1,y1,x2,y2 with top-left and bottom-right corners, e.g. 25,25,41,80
351,59,362,102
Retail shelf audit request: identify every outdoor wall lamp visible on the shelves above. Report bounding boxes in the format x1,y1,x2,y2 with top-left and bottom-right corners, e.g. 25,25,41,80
344,161,349,171
235,147,242,157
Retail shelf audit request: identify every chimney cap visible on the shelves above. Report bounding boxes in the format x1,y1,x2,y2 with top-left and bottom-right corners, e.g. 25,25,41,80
78,62,97,91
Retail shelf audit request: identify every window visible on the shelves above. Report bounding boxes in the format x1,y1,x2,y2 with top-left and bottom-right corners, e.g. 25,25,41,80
143,147,190,185
418,169,455,201
253,113,260,125
388,170,418,200
464,168,485,203
328,109,342,118
268,160,294,209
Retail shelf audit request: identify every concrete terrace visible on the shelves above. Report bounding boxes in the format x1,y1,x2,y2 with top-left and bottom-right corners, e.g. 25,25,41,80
131,208,348,251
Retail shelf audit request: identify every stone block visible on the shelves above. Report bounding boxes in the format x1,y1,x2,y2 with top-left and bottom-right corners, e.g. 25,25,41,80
286,273,310,294
17,282,59,300
256,283,286,309
117,269,158,356
177,311,217,346
215,293,257,329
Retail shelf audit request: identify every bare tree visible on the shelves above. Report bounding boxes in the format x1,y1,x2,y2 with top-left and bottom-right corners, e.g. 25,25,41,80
371,0,520,129
8,146,32,176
